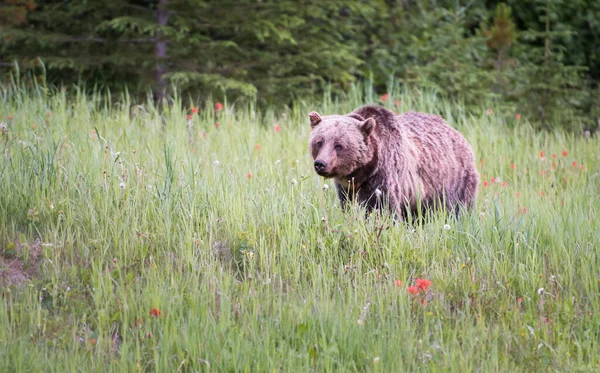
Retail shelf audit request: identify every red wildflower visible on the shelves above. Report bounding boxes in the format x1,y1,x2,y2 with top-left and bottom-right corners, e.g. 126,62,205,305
552,154,557,158
415,278,432,291
516,192,521,198
502,181,508,187
150,308,161,317
511,163,515,169
487,109,493,115
394,279,402,287
491,177,496,183
90,339,96,345
520,206,527,214
246,172,252,179
420,299,427,307
540,191,545,196
191,107,199,114
483,181,489,187
45,111,51,116
563,177,567,183
562,150,568,157
517,297,522,304
380,93,389,102
572,161,577,168
186,114,192,120
7,115,12,120
31,123,36,130
515,113,521,120
580,164,584,170
215,102,223,111
214,122,220,128
147,332,152,339
407,286,419,295
394,99,402,107
539,151,545,158
255,144,261,150
274,125,281,132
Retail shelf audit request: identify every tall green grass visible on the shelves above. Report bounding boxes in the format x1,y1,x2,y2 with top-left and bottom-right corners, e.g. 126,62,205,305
1,85,599,372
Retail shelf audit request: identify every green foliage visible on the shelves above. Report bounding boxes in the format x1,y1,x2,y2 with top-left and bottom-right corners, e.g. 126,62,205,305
1,0,599,130
1,86,600,371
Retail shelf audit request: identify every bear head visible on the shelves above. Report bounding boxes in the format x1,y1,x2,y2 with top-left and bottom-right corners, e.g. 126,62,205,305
308,111,376,179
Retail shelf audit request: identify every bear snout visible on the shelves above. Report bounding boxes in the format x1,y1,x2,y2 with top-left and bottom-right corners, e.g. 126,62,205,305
314,160,328,173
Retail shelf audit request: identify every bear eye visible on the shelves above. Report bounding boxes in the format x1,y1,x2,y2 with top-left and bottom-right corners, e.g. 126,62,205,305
334,143,343,151
316,140,324,148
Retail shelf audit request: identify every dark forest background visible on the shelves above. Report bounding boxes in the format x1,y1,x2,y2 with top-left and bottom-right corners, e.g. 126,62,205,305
1,0,599,131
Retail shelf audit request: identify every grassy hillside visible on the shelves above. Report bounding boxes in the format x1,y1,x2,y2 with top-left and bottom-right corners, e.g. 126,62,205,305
1,86,599,372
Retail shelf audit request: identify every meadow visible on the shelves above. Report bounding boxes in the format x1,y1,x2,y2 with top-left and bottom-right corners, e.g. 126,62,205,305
1,85,599,372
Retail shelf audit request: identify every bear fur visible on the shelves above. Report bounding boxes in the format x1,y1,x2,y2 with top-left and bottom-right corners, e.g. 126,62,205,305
308,105,479,219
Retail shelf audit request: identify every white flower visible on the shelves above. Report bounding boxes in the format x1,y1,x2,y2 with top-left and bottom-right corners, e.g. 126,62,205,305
443,224,451,231
275,159,281,165
537,287,544,295
323,184,329,190
119,182,125,190
213,160,220,166
373,357,380,364
291,178,297,185
375,188,382,197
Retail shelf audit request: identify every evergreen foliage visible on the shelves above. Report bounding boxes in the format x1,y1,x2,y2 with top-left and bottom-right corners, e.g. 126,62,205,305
1,0,598,130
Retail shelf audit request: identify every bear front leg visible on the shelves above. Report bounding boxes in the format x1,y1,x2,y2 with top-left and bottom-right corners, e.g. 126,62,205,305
335,182,349,209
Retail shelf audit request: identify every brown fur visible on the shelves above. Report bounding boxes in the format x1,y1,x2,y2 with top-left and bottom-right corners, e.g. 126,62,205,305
308,105,479,219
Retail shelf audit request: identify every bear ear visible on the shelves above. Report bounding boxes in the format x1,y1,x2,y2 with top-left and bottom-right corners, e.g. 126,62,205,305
359,117,376,137
308,111,322,128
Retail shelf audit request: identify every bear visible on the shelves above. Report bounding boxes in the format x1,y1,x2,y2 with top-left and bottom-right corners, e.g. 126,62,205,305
308,105,479,220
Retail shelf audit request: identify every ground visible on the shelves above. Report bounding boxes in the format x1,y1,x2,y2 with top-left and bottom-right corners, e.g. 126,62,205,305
0,88,599,372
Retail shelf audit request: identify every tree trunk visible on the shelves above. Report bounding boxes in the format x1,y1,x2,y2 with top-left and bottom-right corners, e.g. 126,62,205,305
155,0,169,104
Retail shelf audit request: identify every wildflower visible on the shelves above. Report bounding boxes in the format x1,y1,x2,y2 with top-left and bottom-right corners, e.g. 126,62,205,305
147,332,152,339
552,154,557,158
407,286,419,295
539,151,545,159
517,297,522,304
7,115,13,120
246,172,252,179
380,93,389,102
186,114,192,120
213,160,220,166
274,125,281,132
90,339,96,345
515,113,521,120
487,109,493,115
45,111,51,116
516,192,521,198
443,224,450,231
501,181,508,187
1,123,7,134
373,357,380,364
572,161,577,168
537,288,544,295
394,279,402,287
483,181,488,187
31,123,36,130
255,144,260,150
580,164,584,170
150,308,161,317
491,177,496,183
119,182,125,190
215,102,223,111
375,188,382,198
562,150,568,157
520,206,527,214
394,99,401,107
323,184,329,191
511,163,515,169
415,278,432,291
214,122,220,128
191,107,199,114
291,178,297,185
275,159,281,165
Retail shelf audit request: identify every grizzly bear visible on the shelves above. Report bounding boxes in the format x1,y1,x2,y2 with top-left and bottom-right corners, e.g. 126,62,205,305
308,105,479,220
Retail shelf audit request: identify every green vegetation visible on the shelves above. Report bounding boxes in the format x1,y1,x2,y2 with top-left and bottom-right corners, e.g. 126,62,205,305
1,85,599,371
2,0,599,130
